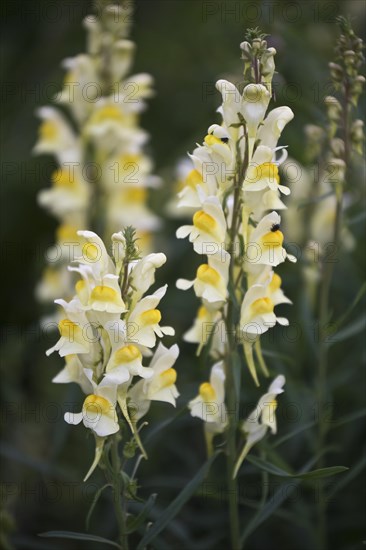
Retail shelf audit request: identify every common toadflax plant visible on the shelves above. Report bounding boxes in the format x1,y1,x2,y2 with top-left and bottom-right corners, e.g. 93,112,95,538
176,29,294,545
47,227,178,546
35,0,159,309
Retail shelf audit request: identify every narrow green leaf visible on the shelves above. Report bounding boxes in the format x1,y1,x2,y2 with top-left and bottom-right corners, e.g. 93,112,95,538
272,420,317,448
330,282,366,335
247,455,348,479
240,455,318,545
247,455,293,477
327,455,366,499
86,483,112,531
136,452,221,549
296,466,348,480
126,494,157,534
332,314,365,343
348,209,366,225
330,408,366,428
39,531,121,549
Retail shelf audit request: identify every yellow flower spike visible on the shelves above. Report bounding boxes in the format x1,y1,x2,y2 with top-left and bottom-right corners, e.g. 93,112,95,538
197,305,208,319
122,188,147,203
261,230,284,248
52,169,78,189
250,297,274,316
58,319,80,339
91,105,125,124
256,162,280,183
140,308,161,325
193,210,218,237
115,344,142,363
75,279,88,305
269,273,282,293
56,224,79,243
83,394,113,417
199,382,217,402
261,398,278,427
196,264,221,286
82,243,99,261
43,267,60,285
120,153,141,166
159,368,177,388
186,169,203,188
39,120,57,141
75,279,86,294
90,285,120,304
204,134,223,147
243,342,260,387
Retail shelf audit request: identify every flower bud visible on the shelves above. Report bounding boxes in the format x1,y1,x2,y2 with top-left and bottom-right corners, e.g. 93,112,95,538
328,62,343,82
252,38,262,51
330,138,345,158
83,17,102,55
240,41,252,59
305,124,324,140
344,50,358,76
326,158,346,190
260,48,276,83
324,96,342,121
104,4,132,37
350,75,365,106
350,119,364,155
305,125,325,160
344,50,356,65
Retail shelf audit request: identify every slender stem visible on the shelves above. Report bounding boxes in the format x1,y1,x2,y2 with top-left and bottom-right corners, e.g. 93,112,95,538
111,435,129,550
223,129,248,549
225,299,240,550
121,262,130,303
316,79,350,550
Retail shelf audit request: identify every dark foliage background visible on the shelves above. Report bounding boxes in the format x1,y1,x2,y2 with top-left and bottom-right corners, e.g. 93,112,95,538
1,0,365,549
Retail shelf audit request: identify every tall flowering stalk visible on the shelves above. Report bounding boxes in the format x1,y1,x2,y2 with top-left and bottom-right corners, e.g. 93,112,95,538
35,0,159,308
311,19,364,548
176,30,295,547
46,227,179,547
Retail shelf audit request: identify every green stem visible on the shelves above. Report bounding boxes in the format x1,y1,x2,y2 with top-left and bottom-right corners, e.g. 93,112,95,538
111,435,129,550
225,300,240,550
316,79,350,550
223,130,248,549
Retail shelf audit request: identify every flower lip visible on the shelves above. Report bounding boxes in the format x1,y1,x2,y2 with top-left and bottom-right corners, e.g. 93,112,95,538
159,368,177,388
261,229,284,247
114,344,141,363
196,264,220,286
199,382,216,402
140,308,162,325
83,394,113,418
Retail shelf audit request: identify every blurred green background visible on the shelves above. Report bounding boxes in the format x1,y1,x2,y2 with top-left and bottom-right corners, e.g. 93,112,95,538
1,0,365,548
